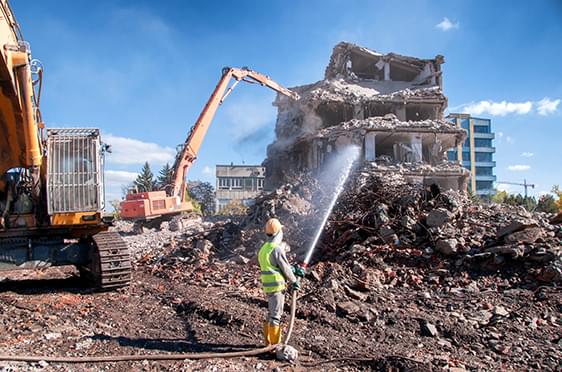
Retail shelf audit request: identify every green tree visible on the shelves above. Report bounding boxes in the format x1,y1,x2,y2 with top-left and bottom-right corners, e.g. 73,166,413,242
552,185,562,212
495,192,537,211
468,189,481,203
491,190,508,204
157,163,174,192
187,181,215,215
523,196,537,211
133,162,155,192
110,200,121,220
218,199,248,216
537,194,558,214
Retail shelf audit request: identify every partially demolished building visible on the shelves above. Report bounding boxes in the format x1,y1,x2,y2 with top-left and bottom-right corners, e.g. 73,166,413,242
265,42,469,192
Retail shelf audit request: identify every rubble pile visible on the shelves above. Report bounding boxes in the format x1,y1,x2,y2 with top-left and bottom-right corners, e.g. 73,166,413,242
112,218,214,262
116,217,269,290
321,167,561,284
246,166,560,286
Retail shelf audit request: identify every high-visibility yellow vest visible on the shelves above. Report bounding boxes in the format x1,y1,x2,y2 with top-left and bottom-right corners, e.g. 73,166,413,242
258,242,286,293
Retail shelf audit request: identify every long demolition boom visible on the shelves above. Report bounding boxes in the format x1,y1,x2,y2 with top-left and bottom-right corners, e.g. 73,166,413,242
171,67,299,202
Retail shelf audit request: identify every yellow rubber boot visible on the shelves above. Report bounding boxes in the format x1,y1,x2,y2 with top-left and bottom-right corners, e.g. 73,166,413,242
268,323,282,345
263,322,271,345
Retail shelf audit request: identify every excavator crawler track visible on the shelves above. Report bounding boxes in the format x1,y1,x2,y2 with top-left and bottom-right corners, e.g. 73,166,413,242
88,232,131,290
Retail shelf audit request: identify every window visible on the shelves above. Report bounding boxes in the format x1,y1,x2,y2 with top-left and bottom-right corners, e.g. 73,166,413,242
462,151,470,161
474,139,492,147
475,153,492,162
476,167,493,176
476,181,493,190
473,125,491,134
218,177,230,189
231,177,242,189
257,178,264,190
244,178,253,190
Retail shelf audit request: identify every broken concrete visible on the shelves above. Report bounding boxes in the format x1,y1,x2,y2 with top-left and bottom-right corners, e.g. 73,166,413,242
427,208,454,228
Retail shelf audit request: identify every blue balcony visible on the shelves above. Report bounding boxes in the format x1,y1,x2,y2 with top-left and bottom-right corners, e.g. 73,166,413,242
473,132,495,139
477,189,496,196
462,146,496,153
475,175,497,182
474,147,496,153
463,161,496,167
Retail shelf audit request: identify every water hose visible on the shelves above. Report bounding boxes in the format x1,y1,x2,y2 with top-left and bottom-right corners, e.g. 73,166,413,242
0,346,277,363
283,289,298,344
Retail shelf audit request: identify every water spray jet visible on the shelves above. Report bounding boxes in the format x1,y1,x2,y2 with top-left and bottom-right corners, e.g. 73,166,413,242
302,145,361,268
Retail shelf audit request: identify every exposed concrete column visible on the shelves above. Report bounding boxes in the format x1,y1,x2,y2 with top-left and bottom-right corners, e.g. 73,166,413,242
395,106,406,121
384,62,390,81
456,118,463,162
410,134,423,162
364,132,376,161
433,106,440,120
354,104,365,120
469,118,477,193
311,140,319,169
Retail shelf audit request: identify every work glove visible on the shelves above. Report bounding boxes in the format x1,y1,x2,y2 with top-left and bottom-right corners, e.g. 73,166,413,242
292,266,305,278
291,281,301,291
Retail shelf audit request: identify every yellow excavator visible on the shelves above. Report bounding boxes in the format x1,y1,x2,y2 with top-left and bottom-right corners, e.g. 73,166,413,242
0,1,131,289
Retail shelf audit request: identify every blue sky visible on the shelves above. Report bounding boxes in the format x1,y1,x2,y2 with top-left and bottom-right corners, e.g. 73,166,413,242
12,0,562,202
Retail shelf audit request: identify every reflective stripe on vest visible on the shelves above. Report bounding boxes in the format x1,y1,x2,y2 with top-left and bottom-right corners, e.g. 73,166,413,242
258,242,286,293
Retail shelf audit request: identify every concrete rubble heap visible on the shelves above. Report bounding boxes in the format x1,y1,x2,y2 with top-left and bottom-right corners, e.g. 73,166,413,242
265,42,469,192
245,168,561,284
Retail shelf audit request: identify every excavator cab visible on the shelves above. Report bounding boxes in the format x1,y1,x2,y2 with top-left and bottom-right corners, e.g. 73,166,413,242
46,128,105,221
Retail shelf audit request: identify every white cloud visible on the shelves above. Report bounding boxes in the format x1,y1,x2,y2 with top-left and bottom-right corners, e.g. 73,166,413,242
506,136,514,144
202,165,213,175
459,97,560,116
462,100,532,116
536,97,560,116
507,164,531,171
436,17,459,31
497,131,504,138
521,152,534,157
104,170,138,187
104,134,175,166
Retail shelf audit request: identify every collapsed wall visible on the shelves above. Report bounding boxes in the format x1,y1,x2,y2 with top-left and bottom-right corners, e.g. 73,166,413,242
264,42,468,191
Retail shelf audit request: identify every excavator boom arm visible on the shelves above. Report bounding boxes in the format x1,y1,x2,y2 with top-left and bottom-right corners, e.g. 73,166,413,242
171,67,298,201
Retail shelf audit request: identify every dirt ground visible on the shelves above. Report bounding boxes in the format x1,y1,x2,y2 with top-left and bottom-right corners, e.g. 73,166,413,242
0,254,560,372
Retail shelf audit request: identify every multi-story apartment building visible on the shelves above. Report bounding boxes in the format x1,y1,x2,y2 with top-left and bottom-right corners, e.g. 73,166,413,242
447,113,496,197
215,164,265,212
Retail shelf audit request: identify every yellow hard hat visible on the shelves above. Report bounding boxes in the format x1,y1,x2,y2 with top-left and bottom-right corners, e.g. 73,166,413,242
265,218,283,236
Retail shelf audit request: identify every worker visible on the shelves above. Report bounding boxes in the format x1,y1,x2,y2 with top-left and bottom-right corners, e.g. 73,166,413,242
258,218,305,346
